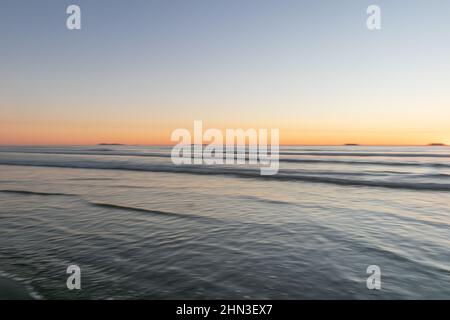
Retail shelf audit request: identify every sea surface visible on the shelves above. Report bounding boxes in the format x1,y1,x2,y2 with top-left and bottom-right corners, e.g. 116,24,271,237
0,145,449,299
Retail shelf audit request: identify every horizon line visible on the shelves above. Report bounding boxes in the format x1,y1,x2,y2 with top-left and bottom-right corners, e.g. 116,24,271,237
0,143,447,147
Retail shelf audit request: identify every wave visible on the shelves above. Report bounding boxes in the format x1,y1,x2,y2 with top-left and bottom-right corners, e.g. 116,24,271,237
67,177,117,181
281,152,450,158
1,159,450,192
260,174,450,191
281,158,450,168
0,269,42,300
2,149,450,170
0,149,170,158
0,189,204,220
0,189,74,196
1,148,449,159
237,195,293,205
0,186,216,220
88,202,206,220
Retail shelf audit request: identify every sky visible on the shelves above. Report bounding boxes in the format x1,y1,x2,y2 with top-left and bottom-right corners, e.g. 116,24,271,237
1,0,450,145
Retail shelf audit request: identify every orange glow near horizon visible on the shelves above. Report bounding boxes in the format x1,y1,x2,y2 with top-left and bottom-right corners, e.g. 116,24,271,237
1,120,449,146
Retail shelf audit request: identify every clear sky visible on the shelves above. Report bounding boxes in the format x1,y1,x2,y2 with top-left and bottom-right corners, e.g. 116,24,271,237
1,0,450,145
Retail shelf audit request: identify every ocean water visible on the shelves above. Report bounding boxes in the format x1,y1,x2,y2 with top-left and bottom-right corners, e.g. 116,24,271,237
0,145,449,299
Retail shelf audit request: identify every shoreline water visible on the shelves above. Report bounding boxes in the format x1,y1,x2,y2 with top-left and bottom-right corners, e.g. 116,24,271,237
1,145,450,299
0,276,33,300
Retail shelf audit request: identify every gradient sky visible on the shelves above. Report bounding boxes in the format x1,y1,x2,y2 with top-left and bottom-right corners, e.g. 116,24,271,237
1,0,450,145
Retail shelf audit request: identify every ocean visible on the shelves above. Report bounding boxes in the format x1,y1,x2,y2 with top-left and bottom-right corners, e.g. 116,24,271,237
0,145,449,299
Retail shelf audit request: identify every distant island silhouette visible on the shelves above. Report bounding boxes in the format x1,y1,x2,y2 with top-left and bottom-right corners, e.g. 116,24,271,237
97,143,125,146
428,143,446,146
344,143,360,146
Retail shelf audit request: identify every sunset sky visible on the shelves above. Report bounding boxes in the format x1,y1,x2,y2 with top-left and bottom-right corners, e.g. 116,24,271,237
1,0,450,145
